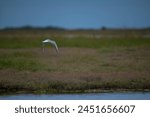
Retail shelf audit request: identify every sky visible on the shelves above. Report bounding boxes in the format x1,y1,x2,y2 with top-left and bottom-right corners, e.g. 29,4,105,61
0,0,150,29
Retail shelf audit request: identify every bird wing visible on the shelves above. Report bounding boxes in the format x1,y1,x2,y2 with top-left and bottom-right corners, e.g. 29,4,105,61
52,41,59,53
42,39,50,43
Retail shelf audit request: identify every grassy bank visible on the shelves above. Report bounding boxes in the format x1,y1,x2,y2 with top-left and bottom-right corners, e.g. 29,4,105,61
0,70,150,94
0,29,150,94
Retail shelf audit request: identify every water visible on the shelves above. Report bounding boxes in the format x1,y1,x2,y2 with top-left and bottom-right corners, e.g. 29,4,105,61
0,92,150,100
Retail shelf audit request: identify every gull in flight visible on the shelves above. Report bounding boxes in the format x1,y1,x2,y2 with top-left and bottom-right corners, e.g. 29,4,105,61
42,39,59,53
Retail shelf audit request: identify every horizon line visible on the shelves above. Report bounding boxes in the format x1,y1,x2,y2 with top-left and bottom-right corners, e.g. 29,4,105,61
1,25,150,30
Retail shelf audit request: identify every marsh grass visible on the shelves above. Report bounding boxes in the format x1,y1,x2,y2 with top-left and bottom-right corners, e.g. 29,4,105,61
0,29,150,94
0,36,150,49
0,70,150,94
0,51,42,71
0,46,150,94
0,29,150,48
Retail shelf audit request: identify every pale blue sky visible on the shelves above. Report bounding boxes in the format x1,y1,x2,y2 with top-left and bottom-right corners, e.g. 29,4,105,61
0,0,150,29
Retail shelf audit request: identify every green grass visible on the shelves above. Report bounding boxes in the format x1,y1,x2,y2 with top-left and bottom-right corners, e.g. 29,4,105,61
0,51,42,71
0,37,41,48
57,38,150,48
0,28,150,49
0,37,150,49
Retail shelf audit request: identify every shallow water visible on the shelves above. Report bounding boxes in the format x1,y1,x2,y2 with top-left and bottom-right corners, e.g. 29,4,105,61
0,92,150,100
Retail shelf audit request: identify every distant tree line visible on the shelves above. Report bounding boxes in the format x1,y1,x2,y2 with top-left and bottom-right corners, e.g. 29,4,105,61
1,25,150,31
2,25,66,30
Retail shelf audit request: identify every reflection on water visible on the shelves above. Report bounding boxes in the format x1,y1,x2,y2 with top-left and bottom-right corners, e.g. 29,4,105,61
0,92,150,100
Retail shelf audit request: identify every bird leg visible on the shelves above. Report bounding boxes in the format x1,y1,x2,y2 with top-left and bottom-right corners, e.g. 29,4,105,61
42,43,45,53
